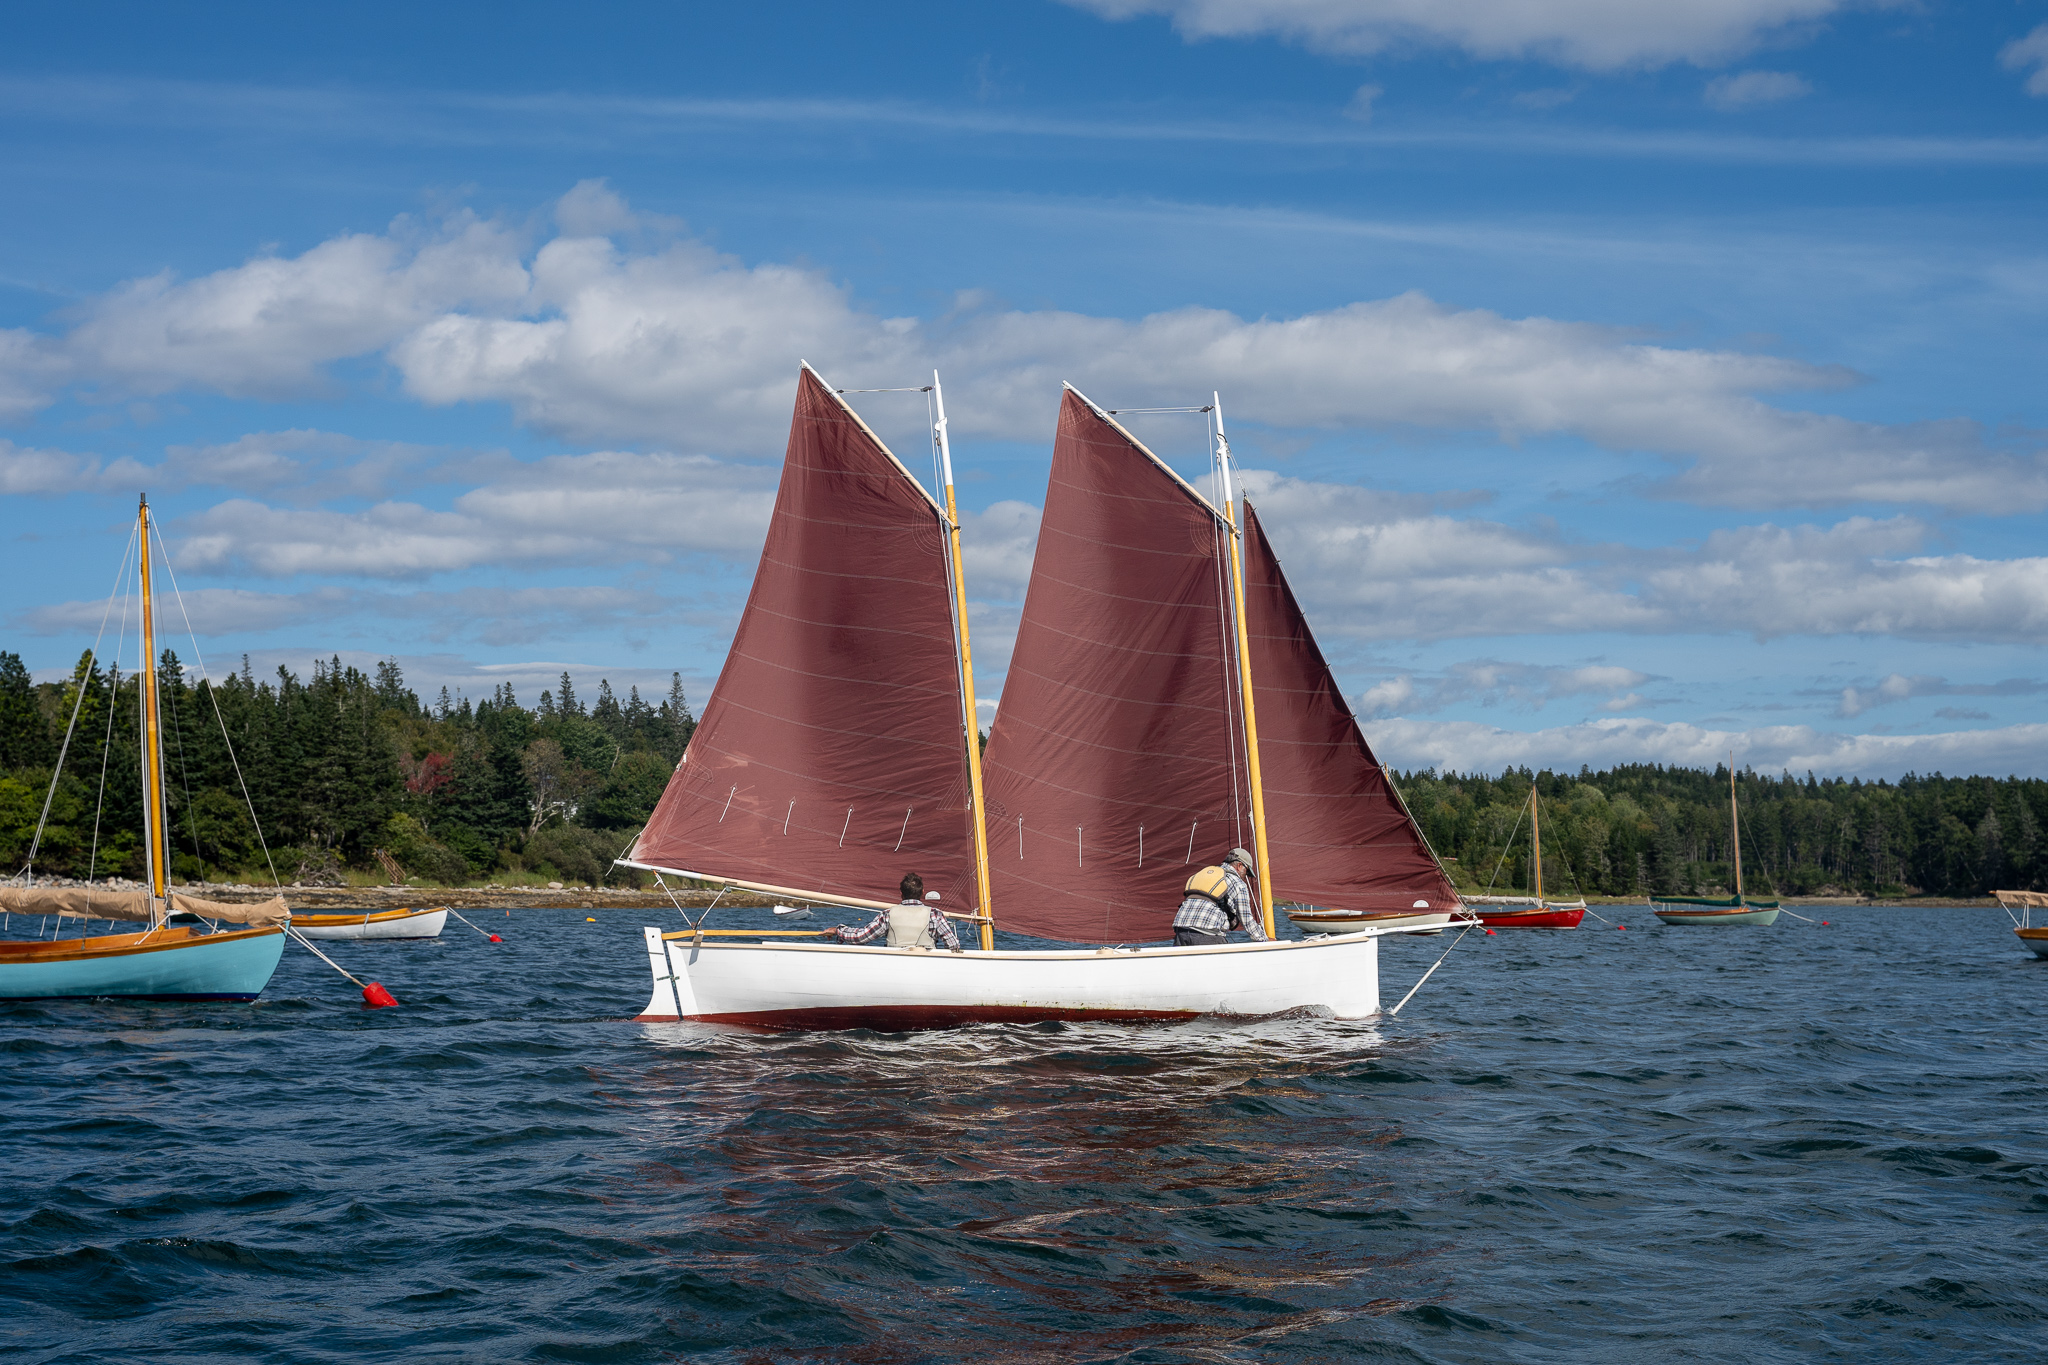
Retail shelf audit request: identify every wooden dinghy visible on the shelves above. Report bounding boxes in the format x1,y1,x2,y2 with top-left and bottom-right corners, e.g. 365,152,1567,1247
1284,906,1456,935
622,371,1465,1028
289,906,449,940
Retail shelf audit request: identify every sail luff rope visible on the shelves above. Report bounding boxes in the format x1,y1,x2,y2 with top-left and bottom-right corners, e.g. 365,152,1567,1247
931,370,996,950
1215,398,1276,938
1210,431,1247,857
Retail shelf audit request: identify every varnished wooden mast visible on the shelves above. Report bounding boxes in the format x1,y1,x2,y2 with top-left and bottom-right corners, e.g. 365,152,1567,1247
137,495,169,904
1730,755,1744,906
933,373,996,951
1532,786,1542,902
1214,396,1276,938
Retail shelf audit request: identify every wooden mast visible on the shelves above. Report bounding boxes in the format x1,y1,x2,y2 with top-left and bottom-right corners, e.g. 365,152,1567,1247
1531,787,1542,903
1729,755,1743,906
1214,396,1276,938
932,373,996,951
137,495,170,909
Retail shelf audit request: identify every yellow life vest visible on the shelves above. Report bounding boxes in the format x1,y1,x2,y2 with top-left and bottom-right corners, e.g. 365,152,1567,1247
1184,865,1231,907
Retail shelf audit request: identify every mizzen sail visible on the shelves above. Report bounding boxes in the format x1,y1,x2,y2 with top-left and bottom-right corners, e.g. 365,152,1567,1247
627,366,976,907
981,389,1245,943
1240,500,1458,911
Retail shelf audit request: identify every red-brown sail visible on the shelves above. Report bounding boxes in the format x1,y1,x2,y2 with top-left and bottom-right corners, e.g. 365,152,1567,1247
1241,500,1459,911
981,389,1248,943
627,366,976,906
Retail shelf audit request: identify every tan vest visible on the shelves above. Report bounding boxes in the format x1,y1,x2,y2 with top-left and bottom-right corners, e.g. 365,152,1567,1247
886,903,935,949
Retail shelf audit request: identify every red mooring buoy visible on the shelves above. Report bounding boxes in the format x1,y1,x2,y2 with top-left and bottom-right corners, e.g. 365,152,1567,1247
1618,924,1628,929
362,981,399,1008
1484,928,1495,935
1821,921,1830,926
488,933,502,942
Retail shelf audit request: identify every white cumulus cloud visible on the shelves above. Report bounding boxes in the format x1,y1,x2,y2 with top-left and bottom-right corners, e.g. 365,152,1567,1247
1060,0,1857,70
1367,716,2048,780
2002,24,2048,97
7,185,2042,517
165,451,778,579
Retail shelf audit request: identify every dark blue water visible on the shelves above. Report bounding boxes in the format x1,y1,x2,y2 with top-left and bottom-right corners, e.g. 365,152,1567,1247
3,906,2043,1363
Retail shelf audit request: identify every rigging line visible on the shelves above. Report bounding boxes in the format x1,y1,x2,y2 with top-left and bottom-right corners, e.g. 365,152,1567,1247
156,543,283,890
164,647,201,874
1387,918,1479,1018
1543,824,1614,924
1482,795,1530,896
86,557,135,893
835,386,932,393
651,871,696,925
692,884,730,932
20,522,138,881
1103,405,1213,414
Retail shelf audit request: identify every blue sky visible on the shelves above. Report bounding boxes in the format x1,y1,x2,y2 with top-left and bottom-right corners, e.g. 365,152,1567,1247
4,0,2048,777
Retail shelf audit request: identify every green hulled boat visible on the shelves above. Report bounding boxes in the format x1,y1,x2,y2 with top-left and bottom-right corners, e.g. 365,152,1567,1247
1649,894,1780,926
1652,760,1779,926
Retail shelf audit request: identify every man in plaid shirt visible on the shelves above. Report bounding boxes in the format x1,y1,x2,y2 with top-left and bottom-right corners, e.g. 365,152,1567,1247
831,871,962,951
1172,847,1267,946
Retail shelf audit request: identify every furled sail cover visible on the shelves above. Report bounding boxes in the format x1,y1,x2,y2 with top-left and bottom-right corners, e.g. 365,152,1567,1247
628,367,975,906
982,390,1246,943
1241,500,1459,911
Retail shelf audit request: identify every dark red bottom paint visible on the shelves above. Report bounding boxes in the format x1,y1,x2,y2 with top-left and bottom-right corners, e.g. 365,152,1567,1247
635,1004,1204,1031
1474,908,1588,929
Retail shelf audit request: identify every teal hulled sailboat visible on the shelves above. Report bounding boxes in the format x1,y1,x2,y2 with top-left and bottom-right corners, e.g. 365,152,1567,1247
0,496,287,1001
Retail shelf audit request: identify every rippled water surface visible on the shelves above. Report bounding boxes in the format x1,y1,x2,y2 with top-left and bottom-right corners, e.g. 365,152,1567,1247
3,905,2044,1363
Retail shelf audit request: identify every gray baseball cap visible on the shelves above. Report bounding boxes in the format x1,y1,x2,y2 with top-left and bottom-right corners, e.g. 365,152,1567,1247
1226,846,1256,870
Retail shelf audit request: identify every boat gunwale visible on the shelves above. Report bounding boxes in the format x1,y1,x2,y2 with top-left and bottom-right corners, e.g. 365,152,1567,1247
287,906,445,928
0,924,283,962
656,929,1393,960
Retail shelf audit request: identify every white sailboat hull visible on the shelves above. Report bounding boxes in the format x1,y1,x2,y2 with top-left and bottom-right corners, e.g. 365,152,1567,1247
291,908,448,940
637,927,1383,1029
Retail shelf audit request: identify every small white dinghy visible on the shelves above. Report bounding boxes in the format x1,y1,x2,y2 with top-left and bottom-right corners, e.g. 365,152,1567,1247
289,907,449,940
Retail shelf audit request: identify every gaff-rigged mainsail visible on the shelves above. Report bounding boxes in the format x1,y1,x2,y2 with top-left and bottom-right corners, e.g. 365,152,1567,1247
1239,501,1459,912
982,390,1456,944
980,389,1245,943
626,365,978,908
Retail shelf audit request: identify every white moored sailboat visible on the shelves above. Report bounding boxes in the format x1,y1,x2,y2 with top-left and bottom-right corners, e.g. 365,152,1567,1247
626,369,1439,1028
289,907,449,940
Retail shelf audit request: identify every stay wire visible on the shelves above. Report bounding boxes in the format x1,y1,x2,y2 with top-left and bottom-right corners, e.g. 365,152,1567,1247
18,522,138,882
1482,796,1529,896
85,561,134,893
1388,918,1479,1018
155,542,283,890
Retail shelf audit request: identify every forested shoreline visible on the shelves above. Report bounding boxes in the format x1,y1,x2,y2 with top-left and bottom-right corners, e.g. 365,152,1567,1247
1400,765,2044,901
3,646,2041,897
0,650,692,889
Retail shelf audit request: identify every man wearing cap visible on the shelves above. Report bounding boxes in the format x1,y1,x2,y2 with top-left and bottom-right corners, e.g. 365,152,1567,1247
1171,847,1267,947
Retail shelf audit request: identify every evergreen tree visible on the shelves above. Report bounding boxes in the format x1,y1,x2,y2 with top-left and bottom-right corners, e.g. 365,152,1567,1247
0,651,51,769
